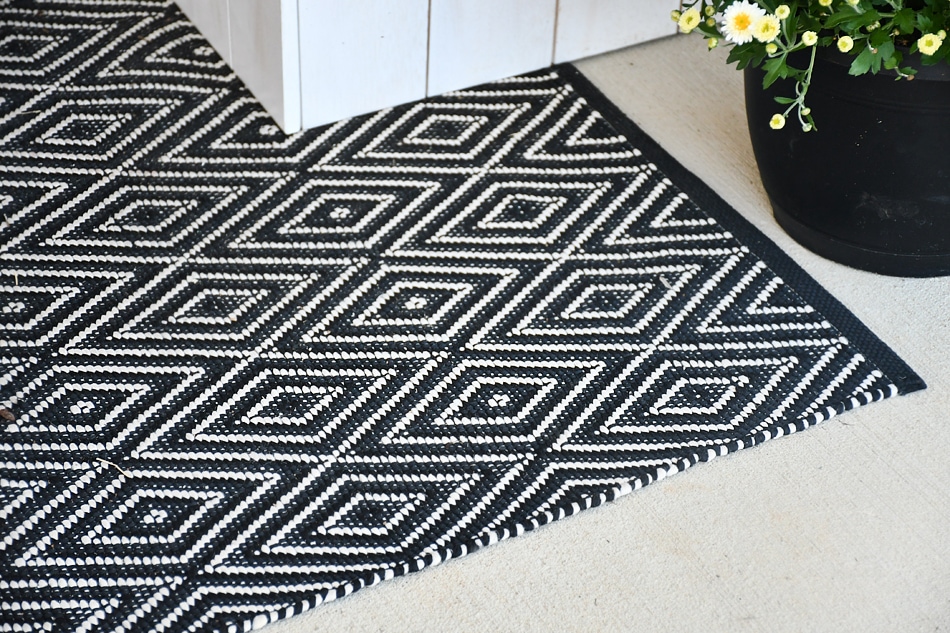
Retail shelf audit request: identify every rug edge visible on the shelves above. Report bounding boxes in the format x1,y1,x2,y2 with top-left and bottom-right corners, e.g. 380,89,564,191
238,385,901,633
556,63,926,396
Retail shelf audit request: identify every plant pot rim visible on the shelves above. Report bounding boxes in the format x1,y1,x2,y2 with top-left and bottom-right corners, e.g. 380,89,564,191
814,44,950,82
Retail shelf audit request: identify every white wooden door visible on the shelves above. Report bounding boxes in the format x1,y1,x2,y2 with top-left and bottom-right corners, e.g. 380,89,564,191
175,0,678,133
426,0,558,96
298,0,429,129
555,0,678,63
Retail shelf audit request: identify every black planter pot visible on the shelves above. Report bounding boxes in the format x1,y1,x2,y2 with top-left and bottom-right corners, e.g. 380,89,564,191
744,48,950,276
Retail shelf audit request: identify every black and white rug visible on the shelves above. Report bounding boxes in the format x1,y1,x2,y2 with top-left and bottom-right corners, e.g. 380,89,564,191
0,1,925,632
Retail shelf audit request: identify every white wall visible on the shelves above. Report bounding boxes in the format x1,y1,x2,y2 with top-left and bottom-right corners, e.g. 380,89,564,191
298,0,429,130
427,0,558,96
175,0,231,64
176,0,678,132
228,0,300,132
555,0,679,63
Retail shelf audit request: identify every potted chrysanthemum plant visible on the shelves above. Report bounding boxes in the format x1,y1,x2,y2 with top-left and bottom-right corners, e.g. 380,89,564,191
673,0,950,277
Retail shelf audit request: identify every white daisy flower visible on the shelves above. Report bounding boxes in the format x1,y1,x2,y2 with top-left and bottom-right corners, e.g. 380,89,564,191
721,0,767,45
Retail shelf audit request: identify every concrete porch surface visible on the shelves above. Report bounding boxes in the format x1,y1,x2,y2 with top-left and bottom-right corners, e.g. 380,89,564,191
265,34,950,632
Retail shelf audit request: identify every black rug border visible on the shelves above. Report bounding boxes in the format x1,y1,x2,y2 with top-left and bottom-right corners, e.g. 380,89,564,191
558,63,925,395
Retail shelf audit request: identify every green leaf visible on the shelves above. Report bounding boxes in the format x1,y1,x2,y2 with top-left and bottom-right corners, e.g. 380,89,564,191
823,8,861,28
849,45,875,75
824,9,881,29
761,56,790,88
869,29,891,48
728,50,754,70
870,48,883,73
876,40,895,62
781,9,797,40
773,96,797,104
894,8,915,33
883,47,903,70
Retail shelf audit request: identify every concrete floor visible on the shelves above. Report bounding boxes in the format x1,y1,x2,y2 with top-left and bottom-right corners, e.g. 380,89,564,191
268,35,950,632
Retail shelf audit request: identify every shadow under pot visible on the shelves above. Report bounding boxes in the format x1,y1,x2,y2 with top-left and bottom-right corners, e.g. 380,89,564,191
744,47,950,277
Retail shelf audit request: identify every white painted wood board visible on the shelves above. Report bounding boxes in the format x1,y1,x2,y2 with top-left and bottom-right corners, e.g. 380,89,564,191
554,0,679,63
176,0,680,132
176,0,232,65
227,0,301,132
298,0,429,129
427,0,558,96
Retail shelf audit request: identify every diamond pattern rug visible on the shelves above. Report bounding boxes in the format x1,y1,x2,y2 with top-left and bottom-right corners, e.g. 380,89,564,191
0,1,925,632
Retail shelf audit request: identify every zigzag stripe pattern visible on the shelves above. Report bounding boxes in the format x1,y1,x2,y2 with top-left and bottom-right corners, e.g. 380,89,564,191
0,1,923,632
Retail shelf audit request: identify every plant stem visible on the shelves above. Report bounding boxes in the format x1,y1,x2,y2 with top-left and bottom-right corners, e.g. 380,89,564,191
797,45,818,130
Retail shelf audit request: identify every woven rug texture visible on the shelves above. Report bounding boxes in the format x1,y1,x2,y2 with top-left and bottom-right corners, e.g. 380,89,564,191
0,1,924,632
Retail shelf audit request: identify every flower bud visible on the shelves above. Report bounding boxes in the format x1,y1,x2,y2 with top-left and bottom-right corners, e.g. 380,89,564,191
838,36,855,52
704,4,715,16
708,37,719,49
769,114,786,130
802,31,818,46
766,43,779,54
671,9,682,22
801,107,811,116
775,4,790,19
802,123,813,132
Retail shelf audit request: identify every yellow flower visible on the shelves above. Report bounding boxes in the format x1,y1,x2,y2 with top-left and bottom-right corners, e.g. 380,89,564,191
753,14,781,42
769,114,786,130
837,36,855,52
678,7,702,33
802,30,818,46
765,42,779,54
818,0,833,6
918,33,944,56
721,0,767,45
775,4,791,19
